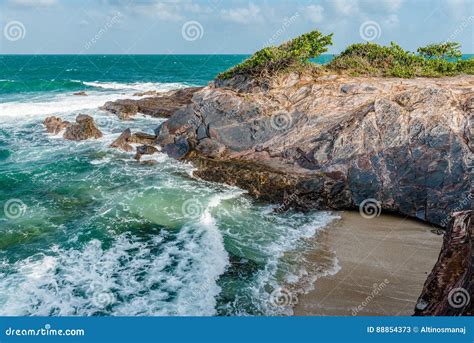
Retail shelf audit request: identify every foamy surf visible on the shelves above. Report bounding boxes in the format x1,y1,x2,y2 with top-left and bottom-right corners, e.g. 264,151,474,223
0,81,191,118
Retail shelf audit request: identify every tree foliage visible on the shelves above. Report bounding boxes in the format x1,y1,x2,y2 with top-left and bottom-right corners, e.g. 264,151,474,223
417,42,462,60
217,30,333,80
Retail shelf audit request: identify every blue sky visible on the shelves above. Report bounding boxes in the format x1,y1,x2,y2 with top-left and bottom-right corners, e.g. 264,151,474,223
0,0,473,54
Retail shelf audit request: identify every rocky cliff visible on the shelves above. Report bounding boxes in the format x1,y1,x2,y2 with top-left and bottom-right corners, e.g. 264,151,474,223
156,73,473,228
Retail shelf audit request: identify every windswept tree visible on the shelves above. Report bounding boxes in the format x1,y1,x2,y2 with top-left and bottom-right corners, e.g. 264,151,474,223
417,42,462,60
217,30,333,80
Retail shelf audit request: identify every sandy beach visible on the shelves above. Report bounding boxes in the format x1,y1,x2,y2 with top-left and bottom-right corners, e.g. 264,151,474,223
294,212,443,316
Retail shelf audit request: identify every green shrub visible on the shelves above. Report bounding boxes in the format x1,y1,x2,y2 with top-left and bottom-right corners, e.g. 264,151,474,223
217,30,333,80
417,42,462,60
328,41,474,78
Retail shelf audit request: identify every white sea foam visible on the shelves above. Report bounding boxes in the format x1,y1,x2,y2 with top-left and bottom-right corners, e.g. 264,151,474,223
82,81,189,92
0,81,190,118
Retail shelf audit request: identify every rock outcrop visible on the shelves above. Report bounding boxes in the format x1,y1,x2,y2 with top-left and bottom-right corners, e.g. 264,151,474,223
44,114,102,140
63,114,103,141
156,74,473,228
44,116,70,135
110,128,133,152
415,211,473,316
109,128,159,156
100,87,202,120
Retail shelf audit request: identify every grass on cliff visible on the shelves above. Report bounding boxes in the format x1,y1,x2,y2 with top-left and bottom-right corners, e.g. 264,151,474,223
328,42,474,78
217,30,474,80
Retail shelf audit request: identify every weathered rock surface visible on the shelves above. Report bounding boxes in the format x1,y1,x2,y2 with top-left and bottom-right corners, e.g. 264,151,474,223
110,128,133,152
157,74,473,228
63,114,103,141
110,129,159,154
415,211,473,316
100,87,202,120
43,116,71,135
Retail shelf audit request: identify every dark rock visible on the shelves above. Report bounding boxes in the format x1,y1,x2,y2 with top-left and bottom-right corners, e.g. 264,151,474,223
134,145,159,161
163,137,190,160
63,114,102,141
73,91,88,96
196,138,226,158
414,211,472,316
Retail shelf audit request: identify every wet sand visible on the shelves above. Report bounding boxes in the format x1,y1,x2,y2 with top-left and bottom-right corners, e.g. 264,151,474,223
294,212,443,316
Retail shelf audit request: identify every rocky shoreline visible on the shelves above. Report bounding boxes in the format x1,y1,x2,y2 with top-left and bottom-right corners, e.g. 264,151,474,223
44,72,473,315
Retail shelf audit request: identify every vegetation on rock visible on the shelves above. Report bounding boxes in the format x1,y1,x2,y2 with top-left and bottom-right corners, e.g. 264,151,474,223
217,29,474,80
329,41,473,77
217,30,333,80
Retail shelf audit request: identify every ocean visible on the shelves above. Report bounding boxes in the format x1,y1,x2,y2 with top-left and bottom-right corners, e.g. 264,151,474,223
0,54,340,316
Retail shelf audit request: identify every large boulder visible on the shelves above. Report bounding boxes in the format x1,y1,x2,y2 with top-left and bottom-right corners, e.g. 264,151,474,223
63,114,103,141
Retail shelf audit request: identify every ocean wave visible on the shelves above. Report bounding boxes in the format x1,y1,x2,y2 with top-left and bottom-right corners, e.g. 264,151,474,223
0,192,238,316
82,81,190,92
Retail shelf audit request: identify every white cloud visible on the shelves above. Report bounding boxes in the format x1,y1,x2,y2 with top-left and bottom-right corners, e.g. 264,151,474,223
221,3,263,24
9,0,57,7
132,2,183,21
332,0,360,16
305,4,325,23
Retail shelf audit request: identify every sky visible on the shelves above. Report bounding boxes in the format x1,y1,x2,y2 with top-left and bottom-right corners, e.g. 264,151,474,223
0,0,473,54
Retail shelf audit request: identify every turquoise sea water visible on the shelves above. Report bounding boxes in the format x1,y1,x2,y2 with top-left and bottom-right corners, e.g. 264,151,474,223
0,55,340,316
